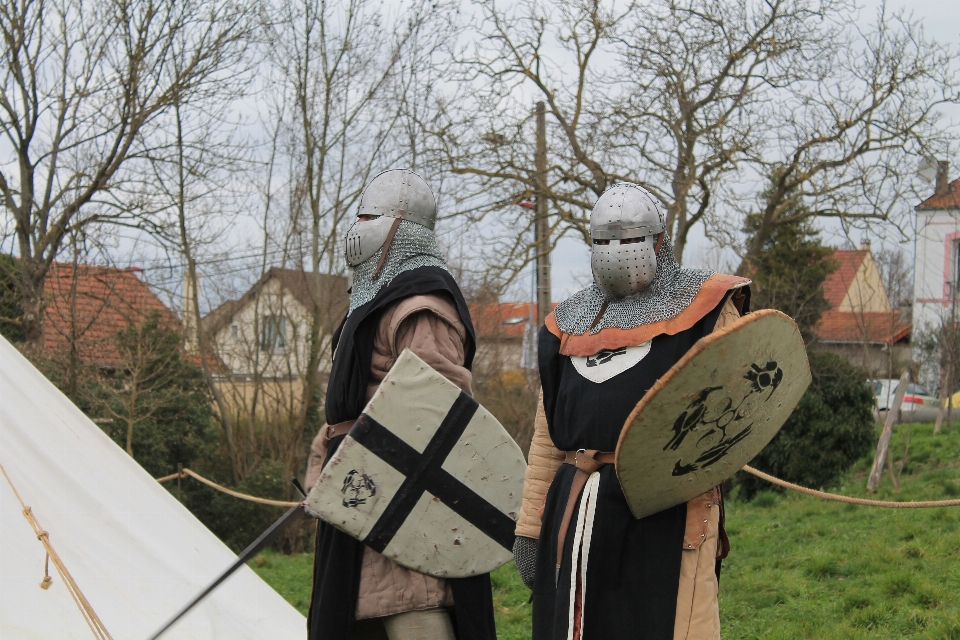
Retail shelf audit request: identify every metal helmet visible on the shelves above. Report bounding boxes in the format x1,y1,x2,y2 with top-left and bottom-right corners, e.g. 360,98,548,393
590,183,666,298
345,169,437,267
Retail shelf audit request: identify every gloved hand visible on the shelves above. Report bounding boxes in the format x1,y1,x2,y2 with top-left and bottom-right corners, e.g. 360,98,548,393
513,536,538,590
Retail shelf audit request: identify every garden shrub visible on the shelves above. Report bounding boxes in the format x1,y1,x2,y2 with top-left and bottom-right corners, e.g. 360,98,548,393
736,350,876,499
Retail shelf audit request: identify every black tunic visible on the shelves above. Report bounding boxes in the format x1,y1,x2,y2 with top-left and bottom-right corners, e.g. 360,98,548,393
532,299,727,640
308,266,496,640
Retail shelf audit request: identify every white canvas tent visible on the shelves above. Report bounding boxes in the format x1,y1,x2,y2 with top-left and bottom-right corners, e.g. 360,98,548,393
0,335,306,639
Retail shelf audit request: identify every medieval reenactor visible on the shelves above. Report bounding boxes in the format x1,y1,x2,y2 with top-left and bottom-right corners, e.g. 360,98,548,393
303,169,495,640
512,183,751,640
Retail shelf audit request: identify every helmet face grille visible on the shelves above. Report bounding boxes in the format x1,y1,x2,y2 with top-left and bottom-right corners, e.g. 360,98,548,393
592,238,658,297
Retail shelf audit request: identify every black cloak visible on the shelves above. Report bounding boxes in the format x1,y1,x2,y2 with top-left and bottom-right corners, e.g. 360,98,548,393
532,297,733,640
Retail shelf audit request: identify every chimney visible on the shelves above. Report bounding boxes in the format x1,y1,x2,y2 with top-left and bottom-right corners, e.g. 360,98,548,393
936,160,950,196
860,239,870,251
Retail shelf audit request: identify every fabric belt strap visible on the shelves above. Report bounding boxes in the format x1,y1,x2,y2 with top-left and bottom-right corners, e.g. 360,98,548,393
556,450,615,572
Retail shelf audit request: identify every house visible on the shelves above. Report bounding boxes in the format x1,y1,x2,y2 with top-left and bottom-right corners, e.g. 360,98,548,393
42,263,178,369
468,301,559,386
200,268,348,423
912,171,960,388
816,247,910,378
470,301,536,384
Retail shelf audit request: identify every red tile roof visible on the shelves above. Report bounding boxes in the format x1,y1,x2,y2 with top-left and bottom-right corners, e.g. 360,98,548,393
821,249,867,308
817,309,910,345
917,178,960,210
815,248,911,345
469,302,556,338
43,263,178,367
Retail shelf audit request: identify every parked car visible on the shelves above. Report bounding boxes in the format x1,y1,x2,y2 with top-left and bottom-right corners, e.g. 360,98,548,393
872,379,940,423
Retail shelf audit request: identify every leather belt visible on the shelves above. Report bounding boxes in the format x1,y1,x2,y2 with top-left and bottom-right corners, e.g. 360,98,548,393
320,420,357,469
556,449,615,578
325,420,354,441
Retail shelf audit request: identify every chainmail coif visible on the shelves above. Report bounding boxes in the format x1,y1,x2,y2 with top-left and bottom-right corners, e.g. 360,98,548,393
553,233,715,335
348,220,450,315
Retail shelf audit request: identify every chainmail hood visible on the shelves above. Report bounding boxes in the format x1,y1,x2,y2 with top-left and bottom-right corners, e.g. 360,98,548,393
553,233,715,335
348,220,449,314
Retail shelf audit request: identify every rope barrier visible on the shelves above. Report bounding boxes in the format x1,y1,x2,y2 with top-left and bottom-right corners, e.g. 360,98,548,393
741,465,960,508
157,468,298,507
1,462,114,640
160,466,960,510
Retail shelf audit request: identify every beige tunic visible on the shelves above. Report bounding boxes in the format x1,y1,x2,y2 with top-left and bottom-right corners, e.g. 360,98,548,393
306,293,471,620
514,297,741,640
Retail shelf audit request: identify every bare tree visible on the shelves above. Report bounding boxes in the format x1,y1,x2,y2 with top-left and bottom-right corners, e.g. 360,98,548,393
736,4,959,273
429,0,861,277
426,0,958,286
429,0,630,281
264,0,456,440
0,0,254,348
99,314,185,456
617,0,847,259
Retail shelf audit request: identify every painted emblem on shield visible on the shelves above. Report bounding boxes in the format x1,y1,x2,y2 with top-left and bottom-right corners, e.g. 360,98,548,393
666,361,784,476
341,470,377,508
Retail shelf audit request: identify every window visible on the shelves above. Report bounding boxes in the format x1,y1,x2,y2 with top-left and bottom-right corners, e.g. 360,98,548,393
230,324,239,339
261,315,287,351
906,383,930,397
955,240,960,288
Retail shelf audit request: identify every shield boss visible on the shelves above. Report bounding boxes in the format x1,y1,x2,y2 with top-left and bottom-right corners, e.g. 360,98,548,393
305,349,526,578
615,309,810,519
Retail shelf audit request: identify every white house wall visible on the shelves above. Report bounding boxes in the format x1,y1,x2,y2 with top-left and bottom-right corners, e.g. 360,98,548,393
211,278,334,379
913,206,960,388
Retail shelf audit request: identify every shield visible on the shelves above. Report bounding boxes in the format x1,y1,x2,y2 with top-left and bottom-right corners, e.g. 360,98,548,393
615,309,811,519
305,349,526,578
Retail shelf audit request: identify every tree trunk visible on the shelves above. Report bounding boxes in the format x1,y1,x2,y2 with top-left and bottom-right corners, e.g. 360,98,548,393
18,272,46,349
126,416,136,456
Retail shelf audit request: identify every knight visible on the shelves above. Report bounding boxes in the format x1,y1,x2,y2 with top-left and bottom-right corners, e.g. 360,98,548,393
304,169,494,640
513,183,751,640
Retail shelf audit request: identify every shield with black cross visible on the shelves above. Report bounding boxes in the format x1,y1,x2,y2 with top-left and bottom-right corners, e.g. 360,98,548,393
304,349,526,578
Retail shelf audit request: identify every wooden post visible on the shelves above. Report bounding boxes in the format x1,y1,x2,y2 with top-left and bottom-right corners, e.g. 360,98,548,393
867,370,909,492
937,280,958,434
534,101,551,327
934,383,947,435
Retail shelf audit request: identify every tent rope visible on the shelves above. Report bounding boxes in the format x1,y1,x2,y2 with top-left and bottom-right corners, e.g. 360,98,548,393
157,468,298,507
742,465,960,508
0,462,113,640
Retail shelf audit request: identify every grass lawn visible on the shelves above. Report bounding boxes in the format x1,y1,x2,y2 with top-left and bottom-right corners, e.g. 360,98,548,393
252,422,960,638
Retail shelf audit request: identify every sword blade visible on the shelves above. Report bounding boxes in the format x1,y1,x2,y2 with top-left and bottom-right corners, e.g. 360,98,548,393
146,504,304,640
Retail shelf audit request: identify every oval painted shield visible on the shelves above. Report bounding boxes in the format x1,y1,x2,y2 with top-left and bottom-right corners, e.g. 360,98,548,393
615,309,810,519
305,349,526,578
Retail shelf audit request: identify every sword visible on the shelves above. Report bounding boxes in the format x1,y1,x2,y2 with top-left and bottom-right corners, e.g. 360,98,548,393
146,478,308,640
